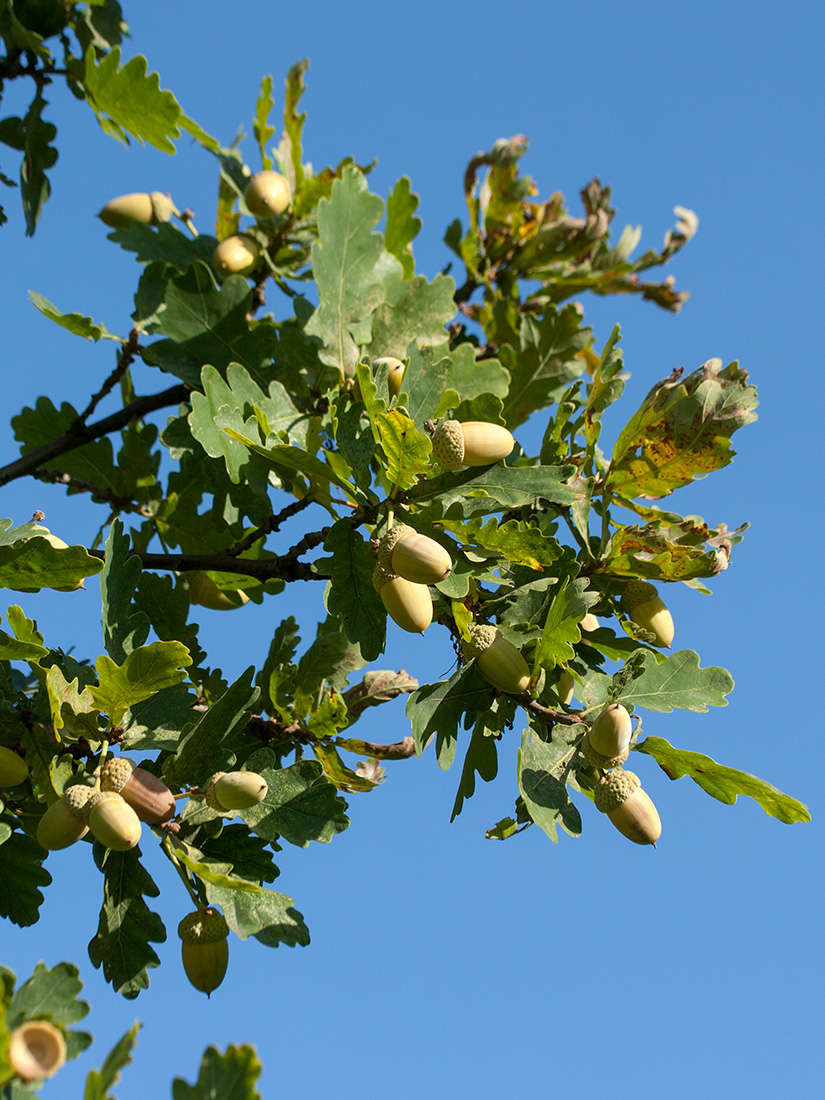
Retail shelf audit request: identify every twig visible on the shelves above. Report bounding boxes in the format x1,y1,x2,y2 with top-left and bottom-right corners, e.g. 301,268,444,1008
72,330,142,430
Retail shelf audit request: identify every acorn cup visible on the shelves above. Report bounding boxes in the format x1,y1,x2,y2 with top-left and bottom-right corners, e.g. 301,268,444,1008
36,784,93,849
203,771,268,812
463,624,532,695
431,419,515,469
211,234,262,280
98,191,177,229
8,1020,67,1081
594,769,662,846
86,790,142,851
623,581,674,648
372,563,433,634
178,908,230,996
244,170,292,217
582,703,632,769
377,524,452,585
0,745,29,787
101,757,176,825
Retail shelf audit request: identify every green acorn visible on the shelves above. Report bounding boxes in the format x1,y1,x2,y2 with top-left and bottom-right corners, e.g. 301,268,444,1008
98,191,177,228
623,581,674,648
377,524,452,585
178,908,230,996
244,170,292,217
431,419,515,469
0,745,28,787
211,234,262,280
556,671,575,706
87,790,142,851
463,624,531,695
372,356,405,399
36,784,93,850
373,563,433,634
8,1020,67,1081
204,771,268,812
582,703,632,769
101,757,176,825
594,769,662,846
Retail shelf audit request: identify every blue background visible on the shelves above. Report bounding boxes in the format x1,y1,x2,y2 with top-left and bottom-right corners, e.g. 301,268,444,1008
1,1,823,1096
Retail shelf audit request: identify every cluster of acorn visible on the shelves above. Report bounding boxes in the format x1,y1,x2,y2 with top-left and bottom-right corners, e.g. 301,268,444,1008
0,752,268,995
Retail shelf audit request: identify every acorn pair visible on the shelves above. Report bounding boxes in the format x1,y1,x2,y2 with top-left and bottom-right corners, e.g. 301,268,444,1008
373,524,452,634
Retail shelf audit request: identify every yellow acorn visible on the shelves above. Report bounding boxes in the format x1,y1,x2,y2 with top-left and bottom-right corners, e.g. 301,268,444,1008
431,419,515,469
203,771,268,812
178,908,230,996
8,1020,66,1081
244,170,292,217
87,790,142,851
36,784,93,849
101,757,175,825
623,581,674,648
211,234,261,281
98,191,177,229
373,356,405,399
579,613,599,633
0,745,28,787
463,624,531,695
377,524,452,585
594,769,661,846
373,563,433,634
189,571,250,611
582,702,632,769
556,671,575,706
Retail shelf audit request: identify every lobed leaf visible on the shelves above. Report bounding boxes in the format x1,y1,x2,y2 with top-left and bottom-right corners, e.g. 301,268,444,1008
517,722,584,842
0,830,51,927
172,1044,263,1100
239,751,350,847
616,649,733,713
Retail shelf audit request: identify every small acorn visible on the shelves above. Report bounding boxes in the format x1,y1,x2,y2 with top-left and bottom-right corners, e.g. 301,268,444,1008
244,170,292,217
101,757,175,825
373,563,433,634
0,745,29,787
556,671,575,706
623,581,674,648
372,356,405,399
204,771,268,812
8,1020,67,1081
582,703,632,769
463,624,532,695
189,571,250,611
378,524,452,585
87,790,142,851
579,613,599,633
98,191,177,229
431,419,515,469
36,784,93,849
594,769,662,846
178,908,230,996
211,234,261,281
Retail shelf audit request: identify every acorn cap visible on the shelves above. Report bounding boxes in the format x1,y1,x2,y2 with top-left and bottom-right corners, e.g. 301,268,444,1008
463,623,497,661
622,581,658,610
593,769,641,813
377,524,415,571
8,1020,66,1081
178,907,230,944
431,419,465,469
581,737,630,771
64,783,94,821
149,191,178,223
100,756,135,793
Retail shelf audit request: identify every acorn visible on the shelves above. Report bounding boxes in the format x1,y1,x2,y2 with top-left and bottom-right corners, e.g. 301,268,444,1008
463,624,532,695
203,771,268,812
373,356,405,399
101,757,175,825
582,702,632,769
378,524,452,585
87,790,142,851
0,745,28,787
36,784,93,849
373,563,433,634
431,419,515,469
211,234,261,281
98,191,177,229
178,908,230,996
8,1020,66,1081
189,571,250,611
579,613,599,633
623,581,674,648
594,769,662,846
244,170,292,217
556,671,575,706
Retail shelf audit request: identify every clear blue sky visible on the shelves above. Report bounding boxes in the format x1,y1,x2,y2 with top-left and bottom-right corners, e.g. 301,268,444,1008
1,1,823,1097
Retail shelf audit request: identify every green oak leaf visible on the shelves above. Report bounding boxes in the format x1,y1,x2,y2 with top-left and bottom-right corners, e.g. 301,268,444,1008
12,91,58,235
172,1044,263,1100
450,699,513,820
124,682,202,752
90,641,192,727
330,394,377,492
436,515,562,571
204,881,310,949
385,175,421,277
533,578,596,672
100,520,150,664
11,398,124,494
584,324,626,450
616,649,733,712
253,73,276,170
190,825,280,884
0,830,51,927
606,358,758,500
369,273,456,358
313,520,386,662
407,663,493,771
410,462,580,514
239,751,350,847
107,221,216,268
84,1022,141,1100
600,517,744,582
28,292,119,342
170,840,261,893
376,407,431,491
399,342,453,425
7,962,91,1059
0,536,101,593
87,845,166,999
517,722,584,842
444,341,509,405
634,736,811,824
